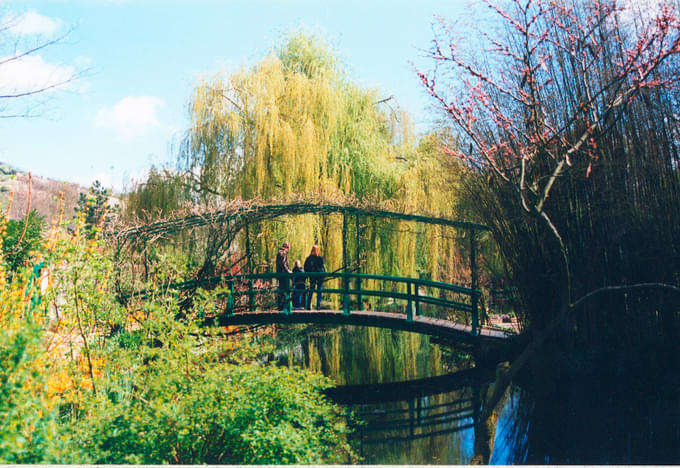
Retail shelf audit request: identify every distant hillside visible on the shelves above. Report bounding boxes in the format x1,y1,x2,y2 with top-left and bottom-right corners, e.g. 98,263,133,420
0,162,86,221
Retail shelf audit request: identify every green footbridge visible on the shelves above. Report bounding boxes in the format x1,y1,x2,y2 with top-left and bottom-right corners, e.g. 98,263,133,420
118,202,515,349
126,270,513,348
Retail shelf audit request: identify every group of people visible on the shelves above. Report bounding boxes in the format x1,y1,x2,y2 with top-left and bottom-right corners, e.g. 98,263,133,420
275,241,326,310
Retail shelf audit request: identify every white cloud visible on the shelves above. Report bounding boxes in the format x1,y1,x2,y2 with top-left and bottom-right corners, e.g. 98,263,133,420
3,10,62,36
93,96,165,141
0,54,75,96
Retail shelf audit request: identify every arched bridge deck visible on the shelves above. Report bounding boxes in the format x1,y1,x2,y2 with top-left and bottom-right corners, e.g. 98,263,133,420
210,309,509,347
127,271,516,348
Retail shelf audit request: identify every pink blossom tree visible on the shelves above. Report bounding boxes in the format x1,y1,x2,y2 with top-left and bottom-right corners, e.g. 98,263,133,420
419,1,680,461
419,0,680,306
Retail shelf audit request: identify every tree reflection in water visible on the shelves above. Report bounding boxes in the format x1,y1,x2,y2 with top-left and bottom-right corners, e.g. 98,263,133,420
273,325,520,464
271,325,680,464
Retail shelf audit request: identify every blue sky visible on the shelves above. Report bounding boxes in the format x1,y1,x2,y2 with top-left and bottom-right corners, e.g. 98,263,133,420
0,0,468,192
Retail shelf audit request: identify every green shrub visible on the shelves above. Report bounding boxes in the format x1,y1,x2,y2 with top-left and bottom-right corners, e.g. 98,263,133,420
67,342,355,464
0,316,64,463
2,209,44,272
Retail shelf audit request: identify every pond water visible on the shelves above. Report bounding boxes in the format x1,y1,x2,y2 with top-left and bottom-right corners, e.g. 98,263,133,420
271,324,680,465
271,325,527,464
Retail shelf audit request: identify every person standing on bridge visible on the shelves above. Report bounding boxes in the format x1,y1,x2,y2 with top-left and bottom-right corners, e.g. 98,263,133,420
276,241,292,310
292,260,306,309
304,244,325,309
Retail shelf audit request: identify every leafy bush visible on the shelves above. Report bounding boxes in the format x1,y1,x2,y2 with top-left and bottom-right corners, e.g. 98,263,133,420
0,265,64,463
0,204,355,464
2,209,44,272
68,355,354,464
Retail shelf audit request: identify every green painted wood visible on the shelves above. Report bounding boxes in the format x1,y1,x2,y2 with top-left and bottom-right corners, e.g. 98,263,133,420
122,271,480,314
356,215,363,311
245,222,255,312
207,309,512,343
117,270,506,344
470,230,479,336
414,283,420,317
406,281,413,322
225,281,235,316
284,289,292,315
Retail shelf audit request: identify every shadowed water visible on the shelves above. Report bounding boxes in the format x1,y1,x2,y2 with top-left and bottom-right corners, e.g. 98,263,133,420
271,324,680,464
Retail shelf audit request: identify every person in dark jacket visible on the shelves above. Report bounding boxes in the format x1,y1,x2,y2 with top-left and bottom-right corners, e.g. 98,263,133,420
275,241,292,310
304,244,325,309
291,260,306,309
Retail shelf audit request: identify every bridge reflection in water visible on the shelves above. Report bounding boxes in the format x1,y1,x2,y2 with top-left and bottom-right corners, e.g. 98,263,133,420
356,396,476,445
324,367,529,464
265,322,526,464
324,368,491,463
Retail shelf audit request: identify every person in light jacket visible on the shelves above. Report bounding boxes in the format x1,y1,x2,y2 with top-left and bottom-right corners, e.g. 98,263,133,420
275,241,292,310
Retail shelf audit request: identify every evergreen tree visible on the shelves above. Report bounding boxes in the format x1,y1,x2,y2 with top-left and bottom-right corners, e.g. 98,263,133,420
75,180,115,237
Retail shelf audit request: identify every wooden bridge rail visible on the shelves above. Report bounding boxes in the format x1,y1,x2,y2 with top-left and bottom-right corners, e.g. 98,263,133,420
126,271,482,335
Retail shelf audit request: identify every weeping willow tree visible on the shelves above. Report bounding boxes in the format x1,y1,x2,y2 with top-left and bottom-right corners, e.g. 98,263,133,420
180,32,410,201
125,167,192,224
122,32,477,303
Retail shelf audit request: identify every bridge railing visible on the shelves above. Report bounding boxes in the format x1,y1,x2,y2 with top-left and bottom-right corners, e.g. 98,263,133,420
129,271,481,335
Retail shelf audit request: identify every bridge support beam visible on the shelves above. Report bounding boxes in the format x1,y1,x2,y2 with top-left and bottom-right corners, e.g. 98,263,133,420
414,283,420,317
226,218,232,273
470,229,479,336
245,222,255,312
406,281,413,322
143,237,149,282
356,215,363,311
342,214,350,315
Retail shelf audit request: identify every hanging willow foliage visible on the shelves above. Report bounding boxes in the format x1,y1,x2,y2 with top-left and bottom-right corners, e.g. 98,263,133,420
122,33,475,300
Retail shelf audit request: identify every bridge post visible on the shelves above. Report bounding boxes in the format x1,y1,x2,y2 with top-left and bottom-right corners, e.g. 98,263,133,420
225,281,235,316
143,237,149,282
470,229,479,336
226,218,232,274
342,214,348,271
472,290,480,336
245,222,255,312
115,236,122,295
414,281,420,317
356,215,363,311
343,272,350,315
284,276,292,315
342,215,350,315
406,281,413,322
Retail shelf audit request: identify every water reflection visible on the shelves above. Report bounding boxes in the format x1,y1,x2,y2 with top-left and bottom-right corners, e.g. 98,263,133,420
489,387,532,464
348,389,478,463
272,325,519,464
274,324,469,385
269,324,680,464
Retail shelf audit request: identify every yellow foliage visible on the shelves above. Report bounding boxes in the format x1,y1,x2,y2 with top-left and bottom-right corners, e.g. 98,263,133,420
177,33,471,289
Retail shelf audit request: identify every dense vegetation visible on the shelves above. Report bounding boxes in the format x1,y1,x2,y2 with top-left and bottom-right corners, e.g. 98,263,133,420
0,192,355,464
420,1,680,462
422,0,680,348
